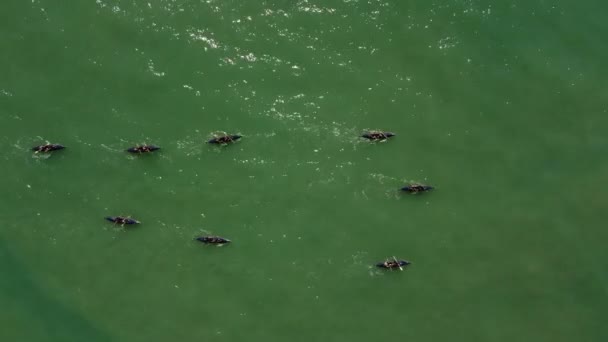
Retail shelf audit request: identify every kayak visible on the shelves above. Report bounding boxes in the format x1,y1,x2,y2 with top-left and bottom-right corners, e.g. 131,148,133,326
207,135,242,144
105,216,140,225
196,236,231,244
361,132,395,141
401,185,434,193
32,144,65,153
126,145,160,153
376,260,411,269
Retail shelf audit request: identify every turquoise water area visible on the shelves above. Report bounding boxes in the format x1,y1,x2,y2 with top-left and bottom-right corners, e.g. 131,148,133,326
1,1,607,341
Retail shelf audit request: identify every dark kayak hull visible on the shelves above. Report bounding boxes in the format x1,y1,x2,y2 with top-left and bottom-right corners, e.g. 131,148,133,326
126,145,161,153
361,132,395,141
207,135,242,144
32,144,65,152
376,260,411,269
401,185,434,193
196,236,231,244
105,217,140,225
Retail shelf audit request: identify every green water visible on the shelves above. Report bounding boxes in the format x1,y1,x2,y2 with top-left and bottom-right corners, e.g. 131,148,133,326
2,0,607,341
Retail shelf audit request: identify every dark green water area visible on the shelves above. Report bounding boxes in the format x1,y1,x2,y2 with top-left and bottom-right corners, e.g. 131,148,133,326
1,1,607,341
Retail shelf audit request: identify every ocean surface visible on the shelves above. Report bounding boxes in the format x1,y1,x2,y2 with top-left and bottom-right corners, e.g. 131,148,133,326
1,1,607,341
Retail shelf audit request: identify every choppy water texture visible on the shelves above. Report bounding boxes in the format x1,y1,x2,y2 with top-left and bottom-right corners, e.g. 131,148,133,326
1,1,608,341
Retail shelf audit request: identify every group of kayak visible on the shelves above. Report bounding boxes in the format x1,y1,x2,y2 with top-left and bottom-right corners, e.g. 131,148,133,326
34,130,430,271
105,216,230,243
363,132,416,269
32,133,243,155
32,130,393,153
105,215,407,269
32,131,434,195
